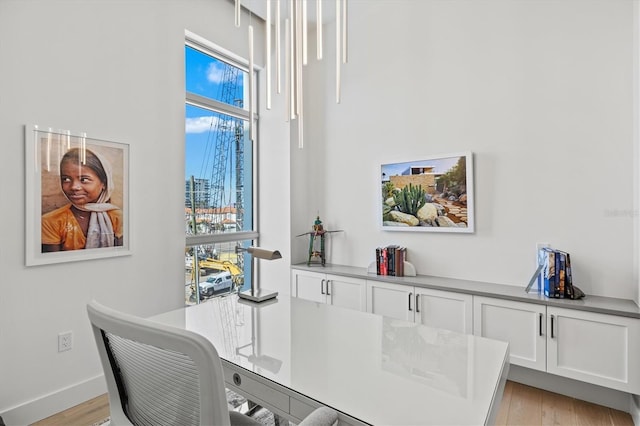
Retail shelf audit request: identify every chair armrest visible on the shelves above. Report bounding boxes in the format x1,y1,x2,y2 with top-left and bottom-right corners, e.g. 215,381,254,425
298,407,338,426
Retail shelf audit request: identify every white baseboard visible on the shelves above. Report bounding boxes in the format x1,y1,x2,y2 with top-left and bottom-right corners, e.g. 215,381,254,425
0,374,106,426
508,365,632,412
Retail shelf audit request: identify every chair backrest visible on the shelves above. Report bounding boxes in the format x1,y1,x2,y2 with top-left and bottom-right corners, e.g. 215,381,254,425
87,300,231,426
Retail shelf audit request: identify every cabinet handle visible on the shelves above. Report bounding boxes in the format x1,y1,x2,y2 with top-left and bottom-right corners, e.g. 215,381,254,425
415,294,420,313
408,292,413,311
550,314,555,338
321,279,325,295
326,280,331,296
539,313,543,336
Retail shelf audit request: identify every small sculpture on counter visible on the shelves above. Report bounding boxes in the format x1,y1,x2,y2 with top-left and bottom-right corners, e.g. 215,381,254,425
296,215,342,266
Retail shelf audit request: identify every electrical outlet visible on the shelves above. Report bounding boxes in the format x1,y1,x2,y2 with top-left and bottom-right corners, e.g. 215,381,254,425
58,331,73,352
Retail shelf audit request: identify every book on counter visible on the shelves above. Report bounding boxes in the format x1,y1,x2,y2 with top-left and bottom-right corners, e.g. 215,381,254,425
541,247,557,298
376,245,406,277
539,247,575,299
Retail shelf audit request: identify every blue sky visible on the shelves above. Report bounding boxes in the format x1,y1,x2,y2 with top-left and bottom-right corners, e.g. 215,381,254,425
185,46,246,196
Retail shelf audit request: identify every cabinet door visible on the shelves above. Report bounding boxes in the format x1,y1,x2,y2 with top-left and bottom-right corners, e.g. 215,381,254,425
547,307,640,394
416,288,473,334
291,270,326,303
473,296,546,371
326,274,366,311
366,281,414,322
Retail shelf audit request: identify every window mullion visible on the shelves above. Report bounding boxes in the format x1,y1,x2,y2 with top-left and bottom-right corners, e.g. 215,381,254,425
186,92,249,121
186,231,259,247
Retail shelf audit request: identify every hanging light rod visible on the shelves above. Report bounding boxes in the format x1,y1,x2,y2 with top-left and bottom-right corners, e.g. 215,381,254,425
233,0,350,149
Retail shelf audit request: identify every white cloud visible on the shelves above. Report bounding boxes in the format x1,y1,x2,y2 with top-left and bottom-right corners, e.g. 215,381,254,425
207,62,225,84
186,116,239,134
186,116,217,133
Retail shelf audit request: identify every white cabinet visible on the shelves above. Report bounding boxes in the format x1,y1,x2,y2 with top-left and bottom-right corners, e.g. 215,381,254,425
291,269,366,311
366,280,473,334
366,280,413,321
418,287,473,334
474,296,640,394
291,270,325,303
546,306,640,393
473,296,546,371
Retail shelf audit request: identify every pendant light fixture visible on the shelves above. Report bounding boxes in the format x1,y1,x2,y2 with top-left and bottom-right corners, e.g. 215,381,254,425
248,23,255,144
235,0,349,149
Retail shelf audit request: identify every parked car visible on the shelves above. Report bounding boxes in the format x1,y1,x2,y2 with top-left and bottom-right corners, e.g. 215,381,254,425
198,271,233,298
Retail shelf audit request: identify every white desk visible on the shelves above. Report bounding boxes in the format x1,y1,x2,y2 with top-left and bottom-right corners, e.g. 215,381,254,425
151,295,509,425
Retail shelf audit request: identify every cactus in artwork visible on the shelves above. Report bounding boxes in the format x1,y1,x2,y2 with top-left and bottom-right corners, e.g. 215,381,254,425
393,184,426,216
381,181,395,200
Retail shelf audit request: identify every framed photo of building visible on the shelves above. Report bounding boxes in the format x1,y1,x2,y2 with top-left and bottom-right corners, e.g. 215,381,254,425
25,125,131,265
380,152,474,233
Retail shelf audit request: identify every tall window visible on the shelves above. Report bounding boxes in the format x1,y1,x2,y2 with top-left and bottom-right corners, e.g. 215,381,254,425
184,35,257,305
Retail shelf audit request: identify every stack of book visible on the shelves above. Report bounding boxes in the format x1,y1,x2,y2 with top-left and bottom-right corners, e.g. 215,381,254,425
375,245,406,277
539,247,575,299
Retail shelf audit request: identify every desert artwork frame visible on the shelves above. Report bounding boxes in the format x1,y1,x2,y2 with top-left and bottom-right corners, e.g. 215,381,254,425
380,152,475,233
25,125,131,265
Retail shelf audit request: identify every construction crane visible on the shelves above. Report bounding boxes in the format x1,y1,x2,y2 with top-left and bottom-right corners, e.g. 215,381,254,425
209,64,243,230
198,61,246,276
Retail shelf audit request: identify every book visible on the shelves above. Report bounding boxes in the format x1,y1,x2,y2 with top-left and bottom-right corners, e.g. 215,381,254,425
539,248,575,299
381,247,388,276
556,250,574,299
389,245,400,276
375,245,406,277
557,251,566,298
553,249,561,298
542,247,556,298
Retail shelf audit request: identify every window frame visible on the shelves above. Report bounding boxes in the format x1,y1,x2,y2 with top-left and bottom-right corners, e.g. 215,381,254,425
184,31,259,285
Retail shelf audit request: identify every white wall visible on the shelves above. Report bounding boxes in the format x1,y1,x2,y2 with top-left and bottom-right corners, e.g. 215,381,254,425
0,0,291,423
293,0,638,301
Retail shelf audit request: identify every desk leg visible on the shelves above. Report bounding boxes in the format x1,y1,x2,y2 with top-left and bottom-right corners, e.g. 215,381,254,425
274,414,289,426
244,401,290,425
245,401,262,416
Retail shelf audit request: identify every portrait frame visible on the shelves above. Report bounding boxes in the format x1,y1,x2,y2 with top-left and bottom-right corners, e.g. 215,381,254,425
25,124,131,265
380,152,475,233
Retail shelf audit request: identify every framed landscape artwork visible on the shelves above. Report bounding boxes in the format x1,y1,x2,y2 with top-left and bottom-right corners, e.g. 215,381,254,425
380,152,475,233
25,125,131,265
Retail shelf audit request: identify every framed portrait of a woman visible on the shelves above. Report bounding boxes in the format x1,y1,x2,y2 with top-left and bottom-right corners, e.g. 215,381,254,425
25,125,131,265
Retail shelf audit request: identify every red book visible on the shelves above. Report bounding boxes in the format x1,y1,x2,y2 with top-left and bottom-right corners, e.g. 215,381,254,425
381,248,388,275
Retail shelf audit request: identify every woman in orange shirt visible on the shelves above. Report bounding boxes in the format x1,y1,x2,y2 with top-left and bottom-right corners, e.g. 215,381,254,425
41,148,123,252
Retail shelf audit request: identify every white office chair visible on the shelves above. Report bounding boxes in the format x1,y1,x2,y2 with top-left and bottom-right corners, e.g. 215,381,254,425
87,301,338,426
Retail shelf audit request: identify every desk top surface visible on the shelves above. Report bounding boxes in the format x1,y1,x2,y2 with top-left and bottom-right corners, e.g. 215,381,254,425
151,295,509,425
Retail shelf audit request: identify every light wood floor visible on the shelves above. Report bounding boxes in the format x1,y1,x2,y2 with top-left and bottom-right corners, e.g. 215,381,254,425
496,381,634,426
31,381,634,426
30,394,109,426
